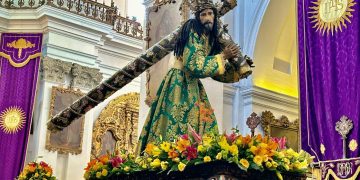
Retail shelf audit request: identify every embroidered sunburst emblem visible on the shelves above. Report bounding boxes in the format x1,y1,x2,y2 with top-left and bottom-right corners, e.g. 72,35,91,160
309,0,356,35
0,106,26,134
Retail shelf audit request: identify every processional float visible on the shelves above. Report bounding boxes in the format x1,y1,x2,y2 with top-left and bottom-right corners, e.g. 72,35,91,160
47,0,253,131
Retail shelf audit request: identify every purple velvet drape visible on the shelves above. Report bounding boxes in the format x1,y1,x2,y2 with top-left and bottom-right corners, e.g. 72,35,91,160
0,33,42,179
298,0,360,161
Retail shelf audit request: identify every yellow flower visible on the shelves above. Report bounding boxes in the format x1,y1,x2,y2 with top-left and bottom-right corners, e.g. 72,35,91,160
135,157,142,164
218,136,230,151
202,135,213,146
120,153,127,159
96,172,102,178
129,154,135,159
250,146,258,154
253,156,263,166
203,156,211,163
286,149,296,156
150,159,161,168
239,159,249,169
229,145,239,156
147,157,153,162
298,161,308,169
283,158,290,165
102,169,108,176
160,142,171,152
178,162,186,172
197,145,206,153
93,162,103,171
152,146,162,157
277,151,285,158
173,157,180,163
235,137,242,146
161,161,168,170
259,143,268,148
272,161,278,168
34,173,39,177
262,155,269,162
216,152,222,160
124,166,130,172
142,164,147,169
265,161,272,168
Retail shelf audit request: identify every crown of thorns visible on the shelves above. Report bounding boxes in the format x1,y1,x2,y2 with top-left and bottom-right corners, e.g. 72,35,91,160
189,0,215,13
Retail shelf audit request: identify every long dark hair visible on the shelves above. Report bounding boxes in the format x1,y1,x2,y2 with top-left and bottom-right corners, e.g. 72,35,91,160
174,8,220,58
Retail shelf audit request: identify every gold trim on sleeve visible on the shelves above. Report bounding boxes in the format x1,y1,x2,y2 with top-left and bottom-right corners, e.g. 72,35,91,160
215,54,225,75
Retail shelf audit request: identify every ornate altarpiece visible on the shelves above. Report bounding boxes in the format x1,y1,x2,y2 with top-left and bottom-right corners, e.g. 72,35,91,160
91,92,139,158
261,111,300,151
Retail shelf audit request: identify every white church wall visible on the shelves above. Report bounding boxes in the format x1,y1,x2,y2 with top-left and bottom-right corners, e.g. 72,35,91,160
229,0,299,136
0,5,142,180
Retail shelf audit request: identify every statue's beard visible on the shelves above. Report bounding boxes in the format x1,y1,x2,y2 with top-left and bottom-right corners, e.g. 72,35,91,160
203,22,213,33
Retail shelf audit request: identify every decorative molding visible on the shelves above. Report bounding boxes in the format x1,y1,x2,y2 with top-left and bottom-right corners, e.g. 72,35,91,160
0,6,142,47
41,56,72,83
45,44,98,66
240,85,299,117
71,63,103,89
91,92,139,158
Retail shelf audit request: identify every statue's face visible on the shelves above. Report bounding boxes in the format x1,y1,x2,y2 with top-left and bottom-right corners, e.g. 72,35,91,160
199,8,214,32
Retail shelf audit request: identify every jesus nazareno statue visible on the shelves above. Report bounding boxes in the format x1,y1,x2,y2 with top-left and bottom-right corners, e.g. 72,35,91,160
136,0,252,154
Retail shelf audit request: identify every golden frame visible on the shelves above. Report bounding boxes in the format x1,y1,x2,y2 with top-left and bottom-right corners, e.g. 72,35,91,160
261,111,300,151
45,86,85,155
91,92,139,158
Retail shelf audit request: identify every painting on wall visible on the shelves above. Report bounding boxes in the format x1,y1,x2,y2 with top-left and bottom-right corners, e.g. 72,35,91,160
45,86,85,155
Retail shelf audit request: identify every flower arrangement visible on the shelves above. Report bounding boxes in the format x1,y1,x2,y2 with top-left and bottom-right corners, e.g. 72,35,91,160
18,161,56,180
84,130,313,180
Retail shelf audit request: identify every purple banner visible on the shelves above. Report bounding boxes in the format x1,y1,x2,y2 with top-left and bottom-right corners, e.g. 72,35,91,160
298,0,360,161
0,33,42,179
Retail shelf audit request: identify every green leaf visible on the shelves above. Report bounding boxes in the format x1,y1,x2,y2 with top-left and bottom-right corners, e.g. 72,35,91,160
194,161,204,165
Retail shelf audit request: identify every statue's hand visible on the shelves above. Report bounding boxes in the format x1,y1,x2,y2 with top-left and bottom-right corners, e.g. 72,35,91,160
222,44,240,60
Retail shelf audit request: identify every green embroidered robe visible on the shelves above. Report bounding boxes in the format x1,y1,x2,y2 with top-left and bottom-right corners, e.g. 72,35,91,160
137,31,250,153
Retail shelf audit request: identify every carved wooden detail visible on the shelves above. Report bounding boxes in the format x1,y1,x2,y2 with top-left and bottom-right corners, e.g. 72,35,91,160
260,111,300,151
91,92,139,158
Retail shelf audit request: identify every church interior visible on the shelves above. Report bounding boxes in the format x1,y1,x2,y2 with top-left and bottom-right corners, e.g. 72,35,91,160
0,0,359,179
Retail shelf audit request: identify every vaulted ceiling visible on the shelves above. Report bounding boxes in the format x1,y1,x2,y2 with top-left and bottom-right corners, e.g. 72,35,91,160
253,0,298,98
